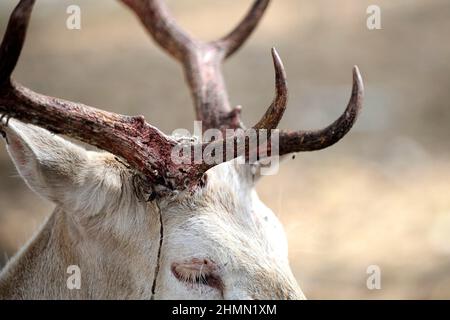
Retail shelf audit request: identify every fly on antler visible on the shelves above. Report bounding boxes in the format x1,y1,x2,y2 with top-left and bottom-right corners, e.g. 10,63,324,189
0,0,363,195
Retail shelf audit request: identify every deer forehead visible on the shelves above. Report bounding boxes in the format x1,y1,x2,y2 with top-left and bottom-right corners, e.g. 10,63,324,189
49,151,287,257
160,162,289,262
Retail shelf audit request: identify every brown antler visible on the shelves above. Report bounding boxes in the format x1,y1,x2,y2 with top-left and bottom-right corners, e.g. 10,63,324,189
0,1,180,190
121,0,272,132
120,0,363,149
278,66,363,155
0,0,276,193
0,0,363,195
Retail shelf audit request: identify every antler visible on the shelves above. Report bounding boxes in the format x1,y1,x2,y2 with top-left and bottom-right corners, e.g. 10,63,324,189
278,66,363,155
120,0,363,150
121,0,272,132
0,0,182,192
0,0,363,195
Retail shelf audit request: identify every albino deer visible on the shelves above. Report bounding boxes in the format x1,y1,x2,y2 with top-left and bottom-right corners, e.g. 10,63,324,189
0,0,363,299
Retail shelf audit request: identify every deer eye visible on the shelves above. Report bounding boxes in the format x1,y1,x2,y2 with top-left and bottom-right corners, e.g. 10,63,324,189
171,258,223,291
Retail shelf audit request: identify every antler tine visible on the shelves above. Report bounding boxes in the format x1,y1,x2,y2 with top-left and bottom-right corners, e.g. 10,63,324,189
277,66,364,155
214,0,271,59
120,0,194,61
0,0,35,84
121,0,271,62
196,66,364,176
120,0,272,132
0,0,200,194
1,0,364,194
253,48,288,130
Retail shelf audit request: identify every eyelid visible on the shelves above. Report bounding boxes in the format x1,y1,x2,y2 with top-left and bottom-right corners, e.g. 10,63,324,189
171,258,223,291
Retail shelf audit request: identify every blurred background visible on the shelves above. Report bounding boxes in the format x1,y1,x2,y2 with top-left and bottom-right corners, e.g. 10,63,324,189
1,0,450,299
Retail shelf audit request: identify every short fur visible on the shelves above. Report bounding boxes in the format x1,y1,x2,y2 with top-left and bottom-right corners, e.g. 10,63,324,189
0,120,304,299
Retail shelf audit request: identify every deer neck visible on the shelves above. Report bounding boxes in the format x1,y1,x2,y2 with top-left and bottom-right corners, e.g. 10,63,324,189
0,207,161,299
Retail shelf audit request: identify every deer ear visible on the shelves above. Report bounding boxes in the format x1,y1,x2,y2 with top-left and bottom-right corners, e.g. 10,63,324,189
2,119,88,203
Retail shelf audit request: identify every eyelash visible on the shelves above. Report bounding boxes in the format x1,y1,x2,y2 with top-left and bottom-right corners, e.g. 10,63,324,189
173,268,211,286
171,259,223,290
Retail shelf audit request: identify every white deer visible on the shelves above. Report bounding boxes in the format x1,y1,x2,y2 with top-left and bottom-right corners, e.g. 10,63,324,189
0,0,363,299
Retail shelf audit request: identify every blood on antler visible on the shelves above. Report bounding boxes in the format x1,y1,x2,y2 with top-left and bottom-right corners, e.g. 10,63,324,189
0,0,363,194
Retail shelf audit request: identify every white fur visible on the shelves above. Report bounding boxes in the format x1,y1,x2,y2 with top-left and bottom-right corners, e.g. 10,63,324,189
0,120,305,300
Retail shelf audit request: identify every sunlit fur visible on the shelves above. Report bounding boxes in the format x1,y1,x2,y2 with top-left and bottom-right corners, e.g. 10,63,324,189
0,120,305,299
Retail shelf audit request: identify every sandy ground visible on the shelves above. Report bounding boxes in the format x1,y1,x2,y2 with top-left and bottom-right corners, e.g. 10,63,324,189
0,0,449,299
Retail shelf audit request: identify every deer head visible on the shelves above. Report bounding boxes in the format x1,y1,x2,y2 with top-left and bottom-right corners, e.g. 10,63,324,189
0,0,363,299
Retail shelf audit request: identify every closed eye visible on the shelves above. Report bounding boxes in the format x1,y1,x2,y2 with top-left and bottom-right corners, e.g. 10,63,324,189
171,258,223,291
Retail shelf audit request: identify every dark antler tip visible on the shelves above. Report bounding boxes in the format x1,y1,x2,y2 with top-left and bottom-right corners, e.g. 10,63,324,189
0,0,36,83
252,48,288,130
13,0,35,17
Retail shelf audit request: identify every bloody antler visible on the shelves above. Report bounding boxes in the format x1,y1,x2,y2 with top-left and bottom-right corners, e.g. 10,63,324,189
119,0,363,151
121,0,272,131
0,0,363,194
0,0,182,192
